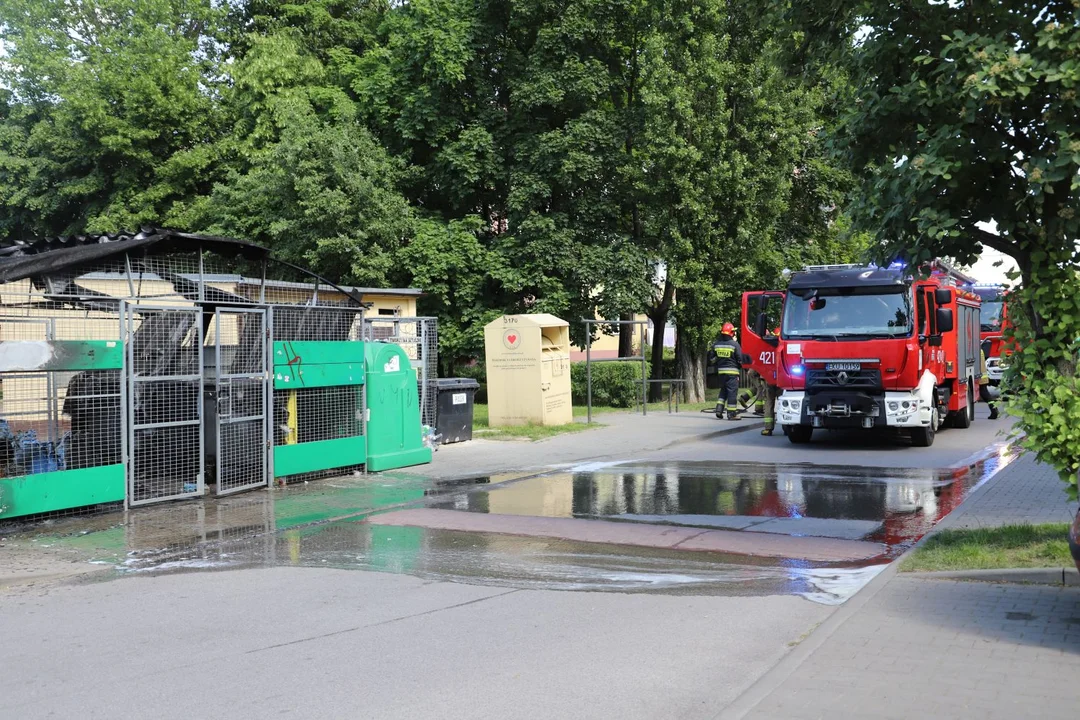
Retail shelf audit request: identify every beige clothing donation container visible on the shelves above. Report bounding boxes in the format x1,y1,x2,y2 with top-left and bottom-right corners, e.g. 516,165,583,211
484,314,572,426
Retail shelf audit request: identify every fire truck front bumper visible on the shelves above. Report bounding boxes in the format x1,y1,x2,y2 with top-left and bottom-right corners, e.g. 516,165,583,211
881,392,934,428
776,391,933,429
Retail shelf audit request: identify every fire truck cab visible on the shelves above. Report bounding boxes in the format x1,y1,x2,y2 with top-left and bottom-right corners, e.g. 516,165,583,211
743,261,982,447
972,284,1009,385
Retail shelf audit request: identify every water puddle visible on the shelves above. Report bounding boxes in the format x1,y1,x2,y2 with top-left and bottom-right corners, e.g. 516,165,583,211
431,446,1016,555
3,444,1016,605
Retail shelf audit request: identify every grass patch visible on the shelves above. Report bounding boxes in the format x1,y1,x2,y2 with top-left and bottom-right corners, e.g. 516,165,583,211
471,404,590,442
469,400,716,442
900,523,1074,573
572,401,715,416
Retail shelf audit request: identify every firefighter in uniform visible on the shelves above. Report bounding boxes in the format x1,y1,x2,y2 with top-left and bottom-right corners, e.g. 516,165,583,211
978,348,999,420
760,325,781,436
713,323,744,421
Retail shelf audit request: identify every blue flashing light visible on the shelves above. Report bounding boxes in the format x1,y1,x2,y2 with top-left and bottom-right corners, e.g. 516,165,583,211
791,364,805,376
887,260,906,270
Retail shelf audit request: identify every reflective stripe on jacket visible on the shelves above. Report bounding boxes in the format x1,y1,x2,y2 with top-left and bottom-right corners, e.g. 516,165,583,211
713,337,742,375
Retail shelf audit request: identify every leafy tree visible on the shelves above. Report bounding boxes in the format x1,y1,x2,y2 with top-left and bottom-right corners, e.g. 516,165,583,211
624,0,849,401
350,0,657,350
0,0,225,237
173,32,413,288
402,216,506,371
788,0,1080,492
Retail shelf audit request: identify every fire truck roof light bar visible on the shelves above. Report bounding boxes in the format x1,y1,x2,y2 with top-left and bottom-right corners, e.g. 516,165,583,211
799,263,866,272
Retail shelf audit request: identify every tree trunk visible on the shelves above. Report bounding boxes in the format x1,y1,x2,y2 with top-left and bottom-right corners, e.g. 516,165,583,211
647,319,667,402
676,325,706,403
618,313,635,357
646,278,675,402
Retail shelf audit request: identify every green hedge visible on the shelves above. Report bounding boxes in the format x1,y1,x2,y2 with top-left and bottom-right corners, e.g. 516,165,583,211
570,361,649,408
454,355,673,408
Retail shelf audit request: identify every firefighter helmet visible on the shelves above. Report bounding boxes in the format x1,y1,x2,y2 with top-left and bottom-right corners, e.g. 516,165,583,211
721,322,736,336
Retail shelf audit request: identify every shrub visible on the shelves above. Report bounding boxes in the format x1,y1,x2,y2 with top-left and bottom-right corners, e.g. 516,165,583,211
570,361,648,408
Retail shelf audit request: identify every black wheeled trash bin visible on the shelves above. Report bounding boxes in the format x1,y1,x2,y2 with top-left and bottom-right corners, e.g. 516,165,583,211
435,378,480,444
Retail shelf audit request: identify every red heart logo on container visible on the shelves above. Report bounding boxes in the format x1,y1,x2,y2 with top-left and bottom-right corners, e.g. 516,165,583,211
508,335,517,344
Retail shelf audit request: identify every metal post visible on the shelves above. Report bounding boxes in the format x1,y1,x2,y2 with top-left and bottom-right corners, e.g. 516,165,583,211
419,318,429,427
635,321,643,416
124,253,136,299
119,300,129,511
259,259,267,305
585,320,592,425
266,305,274,484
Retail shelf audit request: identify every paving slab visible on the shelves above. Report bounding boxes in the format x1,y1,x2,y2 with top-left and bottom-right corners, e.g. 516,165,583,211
738,577,1080,720
724,452,1080,720
369,508,887,562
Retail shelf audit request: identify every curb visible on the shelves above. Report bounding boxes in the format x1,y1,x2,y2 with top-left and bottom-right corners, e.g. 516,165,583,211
906,567,1080,587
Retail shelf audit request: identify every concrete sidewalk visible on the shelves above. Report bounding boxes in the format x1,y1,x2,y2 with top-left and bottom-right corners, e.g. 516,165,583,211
724,453,1080,720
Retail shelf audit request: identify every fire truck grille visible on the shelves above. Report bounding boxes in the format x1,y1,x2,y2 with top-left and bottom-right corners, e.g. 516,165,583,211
806,369,882,390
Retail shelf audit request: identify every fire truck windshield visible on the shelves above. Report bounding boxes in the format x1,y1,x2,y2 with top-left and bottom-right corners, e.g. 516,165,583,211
979,301,1003,332
782,288,913,340
973,287,1005,333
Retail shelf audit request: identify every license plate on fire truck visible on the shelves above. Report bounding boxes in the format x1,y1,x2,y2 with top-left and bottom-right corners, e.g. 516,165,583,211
825,362,861,371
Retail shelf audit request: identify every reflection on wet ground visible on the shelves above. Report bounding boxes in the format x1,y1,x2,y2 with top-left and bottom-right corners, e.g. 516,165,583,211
2,443,1015,604
432,448,1016,555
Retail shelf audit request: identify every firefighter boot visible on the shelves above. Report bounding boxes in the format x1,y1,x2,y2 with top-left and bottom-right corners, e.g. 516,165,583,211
989,406,999,420
761,427,773,436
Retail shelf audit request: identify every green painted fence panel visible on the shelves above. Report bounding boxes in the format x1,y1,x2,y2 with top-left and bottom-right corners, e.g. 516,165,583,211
273,436,367,478
273,362,366,389
273,340,366,389
0,465,125,519
0,340,123,372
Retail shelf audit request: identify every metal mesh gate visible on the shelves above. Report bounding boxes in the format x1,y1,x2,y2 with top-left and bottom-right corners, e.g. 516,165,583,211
212,308,269,495
125,305,204,505
363,316,437,427
270,305,367,483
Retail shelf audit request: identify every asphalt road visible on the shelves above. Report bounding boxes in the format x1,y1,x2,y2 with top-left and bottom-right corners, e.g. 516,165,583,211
0,568,828,720
645,405,1013,469
0,406,1016,719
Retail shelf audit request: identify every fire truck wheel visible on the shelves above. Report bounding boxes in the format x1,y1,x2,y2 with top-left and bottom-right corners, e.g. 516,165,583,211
950,387,974,429
910,413,937,447
786,425,813,444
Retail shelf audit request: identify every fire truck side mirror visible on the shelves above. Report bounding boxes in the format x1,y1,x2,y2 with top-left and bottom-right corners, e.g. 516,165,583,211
934,288,952,305
936,307,954,333
754,312,767,337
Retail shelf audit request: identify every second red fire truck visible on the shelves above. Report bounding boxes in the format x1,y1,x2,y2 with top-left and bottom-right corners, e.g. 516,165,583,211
741,261,983,447
972,284,1010,385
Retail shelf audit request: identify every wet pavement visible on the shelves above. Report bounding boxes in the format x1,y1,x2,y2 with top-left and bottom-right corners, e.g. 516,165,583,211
428,448,1017,555
1,440,1017,606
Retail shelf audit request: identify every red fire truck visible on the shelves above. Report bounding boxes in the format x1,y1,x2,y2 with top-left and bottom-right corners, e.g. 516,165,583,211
741,261,983,447
971,284,1010,385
